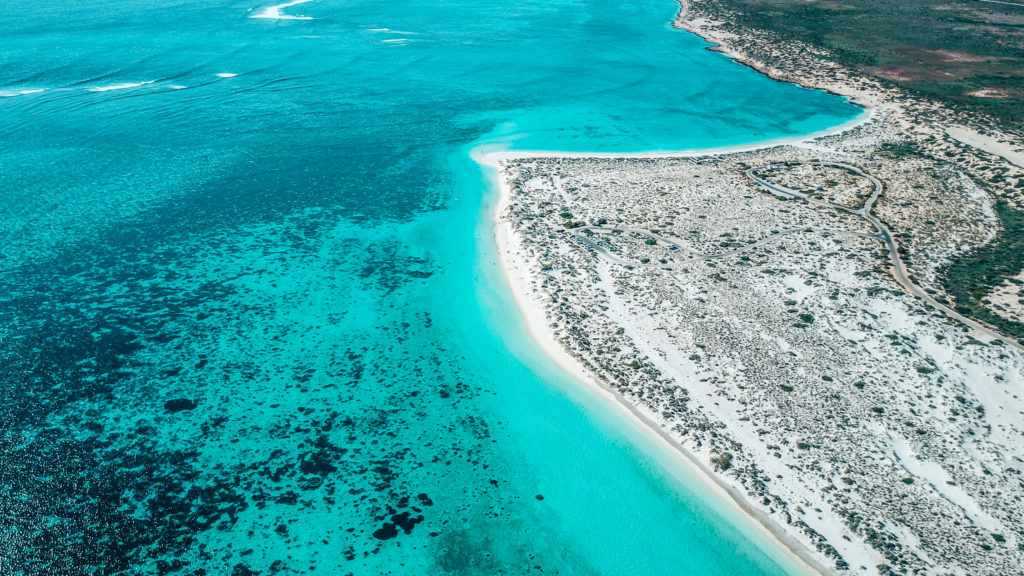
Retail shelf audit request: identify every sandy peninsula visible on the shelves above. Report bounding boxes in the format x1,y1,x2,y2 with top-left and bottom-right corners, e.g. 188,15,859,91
486,2,1024,574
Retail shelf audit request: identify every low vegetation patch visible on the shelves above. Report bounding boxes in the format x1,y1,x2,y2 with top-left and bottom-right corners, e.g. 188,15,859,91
942,198,1024,343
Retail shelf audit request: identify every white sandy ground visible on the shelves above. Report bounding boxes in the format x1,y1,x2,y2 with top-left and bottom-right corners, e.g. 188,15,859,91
985,270,1024,324
481,149,839,576
483,110,1024,572
476,2,1024,573
946,126,1024,170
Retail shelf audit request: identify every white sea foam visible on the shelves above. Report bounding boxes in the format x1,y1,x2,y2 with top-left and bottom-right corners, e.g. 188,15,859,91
251,0,315,20
170,85,188,90
216,73,238,78
88,81,155,92
0,88,44,97
369,28,419,35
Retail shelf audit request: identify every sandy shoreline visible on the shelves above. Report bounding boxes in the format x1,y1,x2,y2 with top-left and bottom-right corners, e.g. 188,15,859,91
475,0,1024,569
487,140,1024,574
473,109,871,163
479,149,835,576
476,1,1024,573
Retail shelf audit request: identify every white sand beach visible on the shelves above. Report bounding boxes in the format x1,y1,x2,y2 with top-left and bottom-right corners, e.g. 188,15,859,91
482,74,1024,573
484,147,839,576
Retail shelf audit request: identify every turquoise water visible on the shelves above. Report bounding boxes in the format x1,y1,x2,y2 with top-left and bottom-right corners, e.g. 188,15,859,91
0,0,859,574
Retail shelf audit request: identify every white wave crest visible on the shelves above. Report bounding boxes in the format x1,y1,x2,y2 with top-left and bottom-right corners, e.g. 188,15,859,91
251,0,315,20
216,73,238,78
369,28,420,35
0,88,45,97
88,81,155,92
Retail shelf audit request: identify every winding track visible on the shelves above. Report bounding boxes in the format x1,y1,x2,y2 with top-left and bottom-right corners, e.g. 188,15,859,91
748,162,1024,352
566,161,1021,351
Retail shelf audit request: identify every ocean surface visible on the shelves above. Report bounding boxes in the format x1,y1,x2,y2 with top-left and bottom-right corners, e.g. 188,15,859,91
0,0,860,574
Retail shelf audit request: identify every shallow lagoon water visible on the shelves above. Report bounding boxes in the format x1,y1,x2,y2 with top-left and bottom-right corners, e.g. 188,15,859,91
0,0,859,573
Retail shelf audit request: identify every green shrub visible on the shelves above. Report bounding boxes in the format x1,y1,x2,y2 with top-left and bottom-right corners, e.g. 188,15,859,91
942,198,1024,343
711,452,733,471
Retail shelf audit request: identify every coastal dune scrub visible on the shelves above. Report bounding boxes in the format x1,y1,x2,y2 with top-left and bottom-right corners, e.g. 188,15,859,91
501,148,1024,574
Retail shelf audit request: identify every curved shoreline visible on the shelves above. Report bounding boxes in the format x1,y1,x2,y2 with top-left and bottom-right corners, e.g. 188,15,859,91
472,4,877,574
478,130,852,575
473,108,871,163
670,0,869,107
477,5,1024,563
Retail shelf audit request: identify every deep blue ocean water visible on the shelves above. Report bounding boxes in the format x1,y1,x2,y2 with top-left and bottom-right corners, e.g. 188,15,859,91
0,0,860,574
